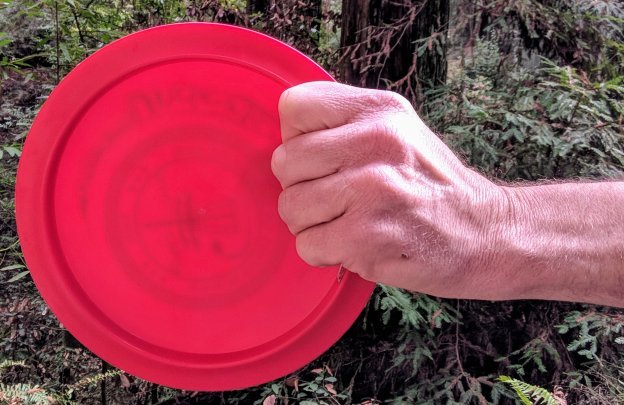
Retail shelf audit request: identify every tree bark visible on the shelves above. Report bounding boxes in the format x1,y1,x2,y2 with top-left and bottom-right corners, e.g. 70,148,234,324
246,0,268,14
340,0,450,106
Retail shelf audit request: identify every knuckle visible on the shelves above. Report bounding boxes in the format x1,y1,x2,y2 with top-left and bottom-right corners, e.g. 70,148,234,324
370,120,401,147
279,82,325,114
295,232,322,266
381,90,413,113
278,85,308,123
271,146,284,179
354,165,411,211
377,166,408,199
357,164,390,187
278,87,296,115
277,190,294,225
278,188,307,235
361,89,413,114
360,118,411,166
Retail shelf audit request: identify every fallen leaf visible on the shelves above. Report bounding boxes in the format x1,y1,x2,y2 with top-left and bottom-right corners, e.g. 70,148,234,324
263,394,276,405
6,270,30,283
0,264,25,271
285,376,299,391
429,308,442,328
119,373,130,388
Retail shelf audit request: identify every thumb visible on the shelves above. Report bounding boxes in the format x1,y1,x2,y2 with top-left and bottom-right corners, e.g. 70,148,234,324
278,81,385,141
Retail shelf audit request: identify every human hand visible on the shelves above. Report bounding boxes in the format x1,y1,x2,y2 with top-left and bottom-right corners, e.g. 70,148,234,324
271,82,509,300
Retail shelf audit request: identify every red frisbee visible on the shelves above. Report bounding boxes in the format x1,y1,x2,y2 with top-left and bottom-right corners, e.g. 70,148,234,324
15,23,374,390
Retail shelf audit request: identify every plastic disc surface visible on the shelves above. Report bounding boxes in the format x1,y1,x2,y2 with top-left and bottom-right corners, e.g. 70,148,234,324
15,23,374,391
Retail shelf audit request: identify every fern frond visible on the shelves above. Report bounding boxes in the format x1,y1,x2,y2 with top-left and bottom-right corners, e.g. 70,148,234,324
0,383,53,404
68,369,122,391
498,376,559,405
0,359,27,372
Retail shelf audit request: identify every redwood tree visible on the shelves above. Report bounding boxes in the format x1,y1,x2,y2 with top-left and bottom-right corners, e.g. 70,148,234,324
340,0,450,106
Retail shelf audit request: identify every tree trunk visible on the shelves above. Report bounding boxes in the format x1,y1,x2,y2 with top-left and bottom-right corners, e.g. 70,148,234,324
340,0,450,106
246,0,268,14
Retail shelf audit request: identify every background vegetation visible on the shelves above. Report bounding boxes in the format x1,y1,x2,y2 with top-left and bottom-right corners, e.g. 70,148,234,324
1,0,623,404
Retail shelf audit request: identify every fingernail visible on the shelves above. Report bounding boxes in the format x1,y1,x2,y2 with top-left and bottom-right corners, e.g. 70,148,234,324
337,264,346,283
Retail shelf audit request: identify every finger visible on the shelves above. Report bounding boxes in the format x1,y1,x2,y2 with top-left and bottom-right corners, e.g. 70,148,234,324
271,122,363,188
278,172,350,235
278,81,381,141
295,217,348,267
272,120,405,188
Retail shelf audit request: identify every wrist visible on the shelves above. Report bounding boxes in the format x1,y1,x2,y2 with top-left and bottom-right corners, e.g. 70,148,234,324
448,175,521,300
493,185,559,301
464,182,539,300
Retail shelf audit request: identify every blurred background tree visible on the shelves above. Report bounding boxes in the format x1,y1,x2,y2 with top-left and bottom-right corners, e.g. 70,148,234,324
340,0,450,105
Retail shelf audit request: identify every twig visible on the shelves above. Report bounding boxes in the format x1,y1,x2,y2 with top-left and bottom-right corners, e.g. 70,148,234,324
0,239,19,252
455,300,465,376
100,360,107,405
568,96,582,124
69,3,87,56
54,0,61,83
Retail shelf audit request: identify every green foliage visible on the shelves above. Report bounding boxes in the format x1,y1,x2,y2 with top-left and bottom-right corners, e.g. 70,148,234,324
256,366,346,405
0,359,26,371
481,0,624,79
0,358,50,405
427,39,624,180
498,376,560,405
374,286,459,376
0,383,53,404
375,285,459,333
496,337,561,377
0,145,20,160
0,359,125,405
58,369,122,403
219,0,246,12
567,362,624,402
556,310,624,360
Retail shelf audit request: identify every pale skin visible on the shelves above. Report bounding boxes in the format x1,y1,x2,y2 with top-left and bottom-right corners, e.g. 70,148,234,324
271,81,624,308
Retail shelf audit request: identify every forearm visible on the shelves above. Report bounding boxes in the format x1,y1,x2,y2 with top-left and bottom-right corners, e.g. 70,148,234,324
494,182,624,307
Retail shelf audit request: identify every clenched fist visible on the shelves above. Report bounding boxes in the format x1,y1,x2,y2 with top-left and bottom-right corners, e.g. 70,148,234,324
271,82,508,300
271,81,624,307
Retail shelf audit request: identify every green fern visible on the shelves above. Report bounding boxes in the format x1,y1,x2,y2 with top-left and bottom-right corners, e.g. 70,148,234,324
67,369,121,391
0,383,53,405
0,359,27,374
58,369,123,402
498,376,559,405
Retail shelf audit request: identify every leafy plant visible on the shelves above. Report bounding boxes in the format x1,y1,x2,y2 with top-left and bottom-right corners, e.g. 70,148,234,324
256,366,346,405
556,310,624,360
498,375,562,405
0,359,26,371
496,336,561,377
58,369,122,403
0,383,54,404
426,39,624,180
374,285,459,333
